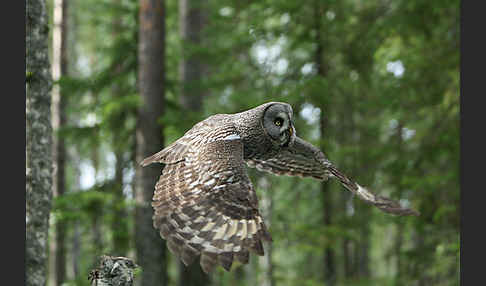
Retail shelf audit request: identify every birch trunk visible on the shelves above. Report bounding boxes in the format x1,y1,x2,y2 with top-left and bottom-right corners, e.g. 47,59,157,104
26,0,53,284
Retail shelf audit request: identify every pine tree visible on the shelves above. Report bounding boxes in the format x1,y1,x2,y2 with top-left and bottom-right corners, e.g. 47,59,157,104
135,0,168,285
50,0,69,283
177,0,211,284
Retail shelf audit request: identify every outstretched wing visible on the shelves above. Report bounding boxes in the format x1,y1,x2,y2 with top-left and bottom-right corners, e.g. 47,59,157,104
247,137,419,216
246,137,331,180
143,128,271,273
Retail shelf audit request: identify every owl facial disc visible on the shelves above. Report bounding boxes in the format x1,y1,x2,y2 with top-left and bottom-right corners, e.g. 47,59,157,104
262,103,294,146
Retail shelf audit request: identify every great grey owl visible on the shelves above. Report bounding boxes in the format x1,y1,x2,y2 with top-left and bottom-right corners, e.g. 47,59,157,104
140,101,419,273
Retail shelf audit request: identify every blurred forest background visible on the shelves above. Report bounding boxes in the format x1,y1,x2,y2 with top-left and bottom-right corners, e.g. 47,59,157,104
26,0,460,285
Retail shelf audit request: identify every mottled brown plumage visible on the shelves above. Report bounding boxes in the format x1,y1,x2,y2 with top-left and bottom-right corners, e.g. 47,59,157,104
141,102,419,273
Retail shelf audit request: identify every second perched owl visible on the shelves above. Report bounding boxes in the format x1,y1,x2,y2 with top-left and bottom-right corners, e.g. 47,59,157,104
141,102,419,273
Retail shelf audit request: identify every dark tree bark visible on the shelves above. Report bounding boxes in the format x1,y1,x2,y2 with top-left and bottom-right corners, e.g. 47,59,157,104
50,0,69,284
72,153,83,280
356,215,371,277
318,98,336,286
342,237,353,277
135,0,167,285
72,220,81,279
338,96,356,280
314,2,336,285
91,148,105,255
177,0,210,284
26,0,53,285
260,177,275,286
333,86,355,280
178,0,209,112
320,158,336,286
113,150,129,256
393,121,405,285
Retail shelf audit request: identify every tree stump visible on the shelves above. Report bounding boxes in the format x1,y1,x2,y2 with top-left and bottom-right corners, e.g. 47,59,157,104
88,255,138,286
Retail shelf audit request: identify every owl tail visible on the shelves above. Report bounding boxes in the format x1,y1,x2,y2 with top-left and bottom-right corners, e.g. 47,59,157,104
327,165,420,216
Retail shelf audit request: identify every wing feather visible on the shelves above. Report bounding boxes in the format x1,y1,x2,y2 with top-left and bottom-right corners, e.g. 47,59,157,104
144,124,271,273
246,137,331,180
247,136,419,216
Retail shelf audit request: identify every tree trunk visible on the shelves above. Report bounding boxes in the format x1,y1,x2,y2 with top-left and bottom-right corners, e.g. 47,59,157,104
342,237,353,277
178,0,209,111
71,152,82,280
177,0,210,284
89,255,138,286
178,259,208,286
350,99,371,280
111,0,129,257
356,216,371,277
135,0,167,285
394,222,405,285
91,148,104,254
338,91,355,280
393,121,405,285
113,150,129,256
26,0,53,285
259,177,275,286
320,115,335,286
321,181,336,286
314,2,336,284
50,0,69,284
413,230,426,286
72,220,81,279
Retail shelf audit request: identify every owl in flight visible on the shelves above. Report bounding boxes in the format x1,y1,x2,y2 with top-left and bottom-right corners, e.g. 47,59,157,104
140,102,419,273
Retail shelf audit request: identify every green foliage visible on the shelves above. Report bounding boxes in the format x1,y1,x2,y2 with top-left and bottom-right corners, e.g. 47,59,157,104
48,0,459,284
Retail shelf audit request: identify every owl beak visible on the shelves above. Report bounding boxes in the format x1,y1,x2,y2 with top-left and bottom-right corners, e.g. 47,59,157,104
281,126,294,147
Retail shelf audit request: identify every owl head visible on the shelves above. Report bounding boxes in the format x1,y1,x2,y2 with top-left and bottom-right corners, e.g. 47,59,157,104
261,102,296,147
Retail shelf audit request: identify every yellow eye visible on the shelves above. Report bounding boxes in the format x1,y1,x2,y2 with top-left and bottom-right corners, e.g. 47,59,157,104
274,118,283,126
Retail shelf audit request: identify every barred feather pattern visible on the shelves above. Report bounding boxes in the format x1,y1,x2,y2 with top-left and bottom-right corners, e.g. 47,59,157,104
246,137,419,217
142,102,419,274
246,137,332,180
148,121,271,273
